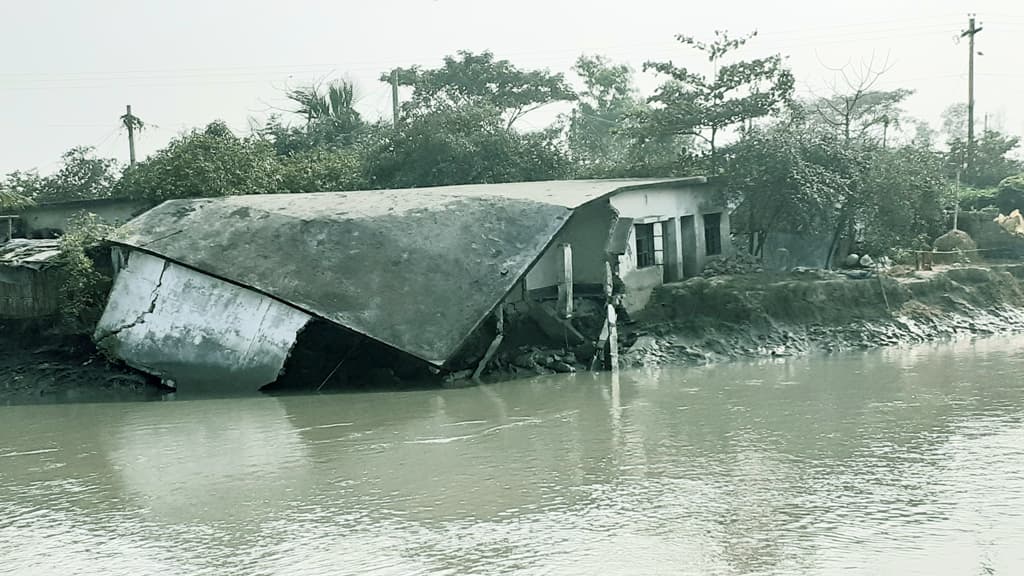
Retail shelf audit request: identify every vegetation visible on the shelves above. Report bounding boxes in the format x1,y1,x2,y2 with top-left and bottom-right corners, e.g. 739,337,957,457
57,212,116,331
1,35,1021,262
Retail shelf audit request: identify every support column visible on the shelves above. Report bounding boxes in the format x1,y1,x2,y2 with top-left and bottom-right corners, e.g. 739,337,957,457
557,242,573,319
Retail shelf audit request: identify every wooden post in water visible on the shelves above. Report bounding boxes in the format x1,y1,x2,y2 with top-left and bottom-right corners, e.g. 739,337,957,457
607,303,619,372
557,243,573,319
473,306,504,382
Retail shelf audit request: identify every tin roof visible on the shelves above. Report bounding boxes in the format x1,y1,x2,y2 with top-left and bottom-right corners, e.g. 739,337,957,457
0,239,62,270
112,178,705,365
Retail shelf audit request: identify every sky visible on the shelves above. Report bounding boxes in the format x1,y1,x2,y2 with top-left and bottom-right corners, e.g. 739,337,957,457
1,0,1022,175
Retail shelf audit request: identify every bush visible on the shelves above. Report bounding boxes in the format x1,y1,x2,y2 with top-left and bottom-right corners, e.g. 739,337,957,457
996,174,1024,214
58,212,116,332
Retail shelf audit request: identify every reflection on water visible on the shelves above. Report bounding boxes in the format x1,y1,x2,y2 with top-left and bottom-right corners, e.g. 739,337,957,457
2,337,1024,575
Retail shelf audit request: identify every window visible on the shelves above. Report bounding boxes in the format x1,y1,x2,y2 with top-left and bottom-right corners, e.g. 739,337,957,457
635,222,663,268
704,213,722,256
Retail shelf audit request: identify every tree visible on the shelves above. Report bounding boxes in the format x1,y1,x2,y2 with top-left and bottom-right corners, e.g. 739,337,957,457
116,121,282,200
812,89,913,145
31,147,120,203
940,103,969,142
364,105,571,189
287,79,361,129
995,173,1024,214
0,171,41,210
639,30,795,169
945,129,1022,188
278,147,367,193
261,79,367,156
384,51,576,130
857,144,948,253
566,55,638,175
810,56,913,144
724,123,865,258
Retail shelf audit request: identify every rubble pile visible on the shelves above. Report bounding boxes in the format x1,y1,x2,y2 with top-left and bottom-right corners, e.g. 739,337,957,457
702,252,764,277
494,346,591,376
995,209,1024,237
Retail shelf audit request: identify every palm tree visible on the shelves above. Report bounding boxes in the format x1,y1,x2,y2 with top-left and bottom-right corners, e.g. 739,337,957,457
287,80,361,131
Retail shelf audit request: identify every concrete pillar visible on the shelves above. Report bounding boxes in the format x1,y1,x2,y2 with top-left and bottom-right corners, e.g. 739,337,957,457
557,243,573,318
663,217,684,282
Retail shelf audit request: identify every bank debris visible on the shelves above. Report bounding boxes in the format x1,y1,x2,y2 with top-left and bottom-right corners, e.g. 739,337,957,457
995,209,1024,237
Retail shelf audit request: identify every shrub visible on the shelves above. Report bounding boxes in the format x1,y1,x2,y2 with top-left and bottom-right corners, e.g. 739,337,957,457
58,212,116,332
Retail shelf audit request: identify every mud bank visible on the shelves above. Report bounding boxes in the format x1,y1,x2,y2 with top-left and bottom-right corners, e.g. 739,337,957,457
621,265,1024,367
0,322,165,405
5,265,1024,403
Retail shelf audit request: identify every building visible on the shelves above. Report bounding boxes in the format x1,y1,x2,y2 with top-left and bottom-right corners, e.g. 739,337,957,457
94,178,729,392
0,239,63,319
17,198,157,238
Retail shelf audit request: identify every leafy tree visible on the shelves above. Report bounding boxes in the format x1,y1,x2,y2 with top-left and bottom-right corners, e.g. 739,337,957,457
724,123,864,258
0,172,40,210
564,55,691,178
385,51,576,130
57,212,116,331
995,173,1024,214
261,79,367,156
364,105,571,189
116,121,282,200
945,129,1023,188
639,30,795,169
25,147,120,203
811,88,913,144
940,103,969,142
278,147,367,193
857,144,949,254
566,55,638,175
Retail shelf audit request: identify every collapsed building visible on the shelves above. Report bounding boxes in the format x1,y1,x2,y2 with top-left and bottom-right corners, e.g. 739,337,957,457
93,178,730,392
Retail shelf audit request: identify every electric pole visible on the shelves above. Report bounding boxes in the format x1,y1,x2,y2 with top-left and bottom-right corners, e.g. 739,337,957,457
390,70,400,130
962,15,982,181
125,105,137,165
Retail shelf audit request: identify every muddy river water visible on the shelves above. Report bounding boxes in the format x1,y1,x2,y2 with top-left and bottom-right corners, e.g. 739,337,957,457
2,337,1024,575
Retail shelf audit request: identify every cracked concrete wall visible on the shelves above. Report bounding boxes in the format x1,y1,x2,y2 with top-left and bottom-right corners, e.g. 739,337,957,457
94,251,311,392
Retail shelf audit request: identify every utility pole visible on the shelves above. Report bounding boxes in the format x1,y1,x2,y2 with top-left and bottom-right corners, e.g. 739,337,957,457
390,70,400,130
962,15,982,181
127,104,139,166
954,169,961,231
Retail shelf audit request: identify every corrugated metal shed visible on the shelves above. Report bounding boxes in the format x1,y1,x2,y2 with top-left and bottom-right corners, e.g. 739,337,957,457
0,239,63,319
111,179,702,366
0,239,62,269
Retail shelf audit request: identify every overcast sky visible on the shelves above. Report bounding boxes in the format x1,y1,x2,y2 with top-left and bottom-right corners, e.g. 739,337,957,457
1,0,1022,175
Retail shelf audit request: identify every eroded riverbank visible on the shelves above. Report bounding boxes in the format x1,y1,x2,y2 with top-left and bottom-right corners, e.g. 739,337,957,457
622,264,1024,367
4,263,1024,402
0,322,164,405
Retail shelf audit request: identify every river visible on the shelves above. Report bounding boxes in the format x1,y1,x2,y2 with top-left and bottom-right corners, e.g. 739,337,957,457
2,337,1024,575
